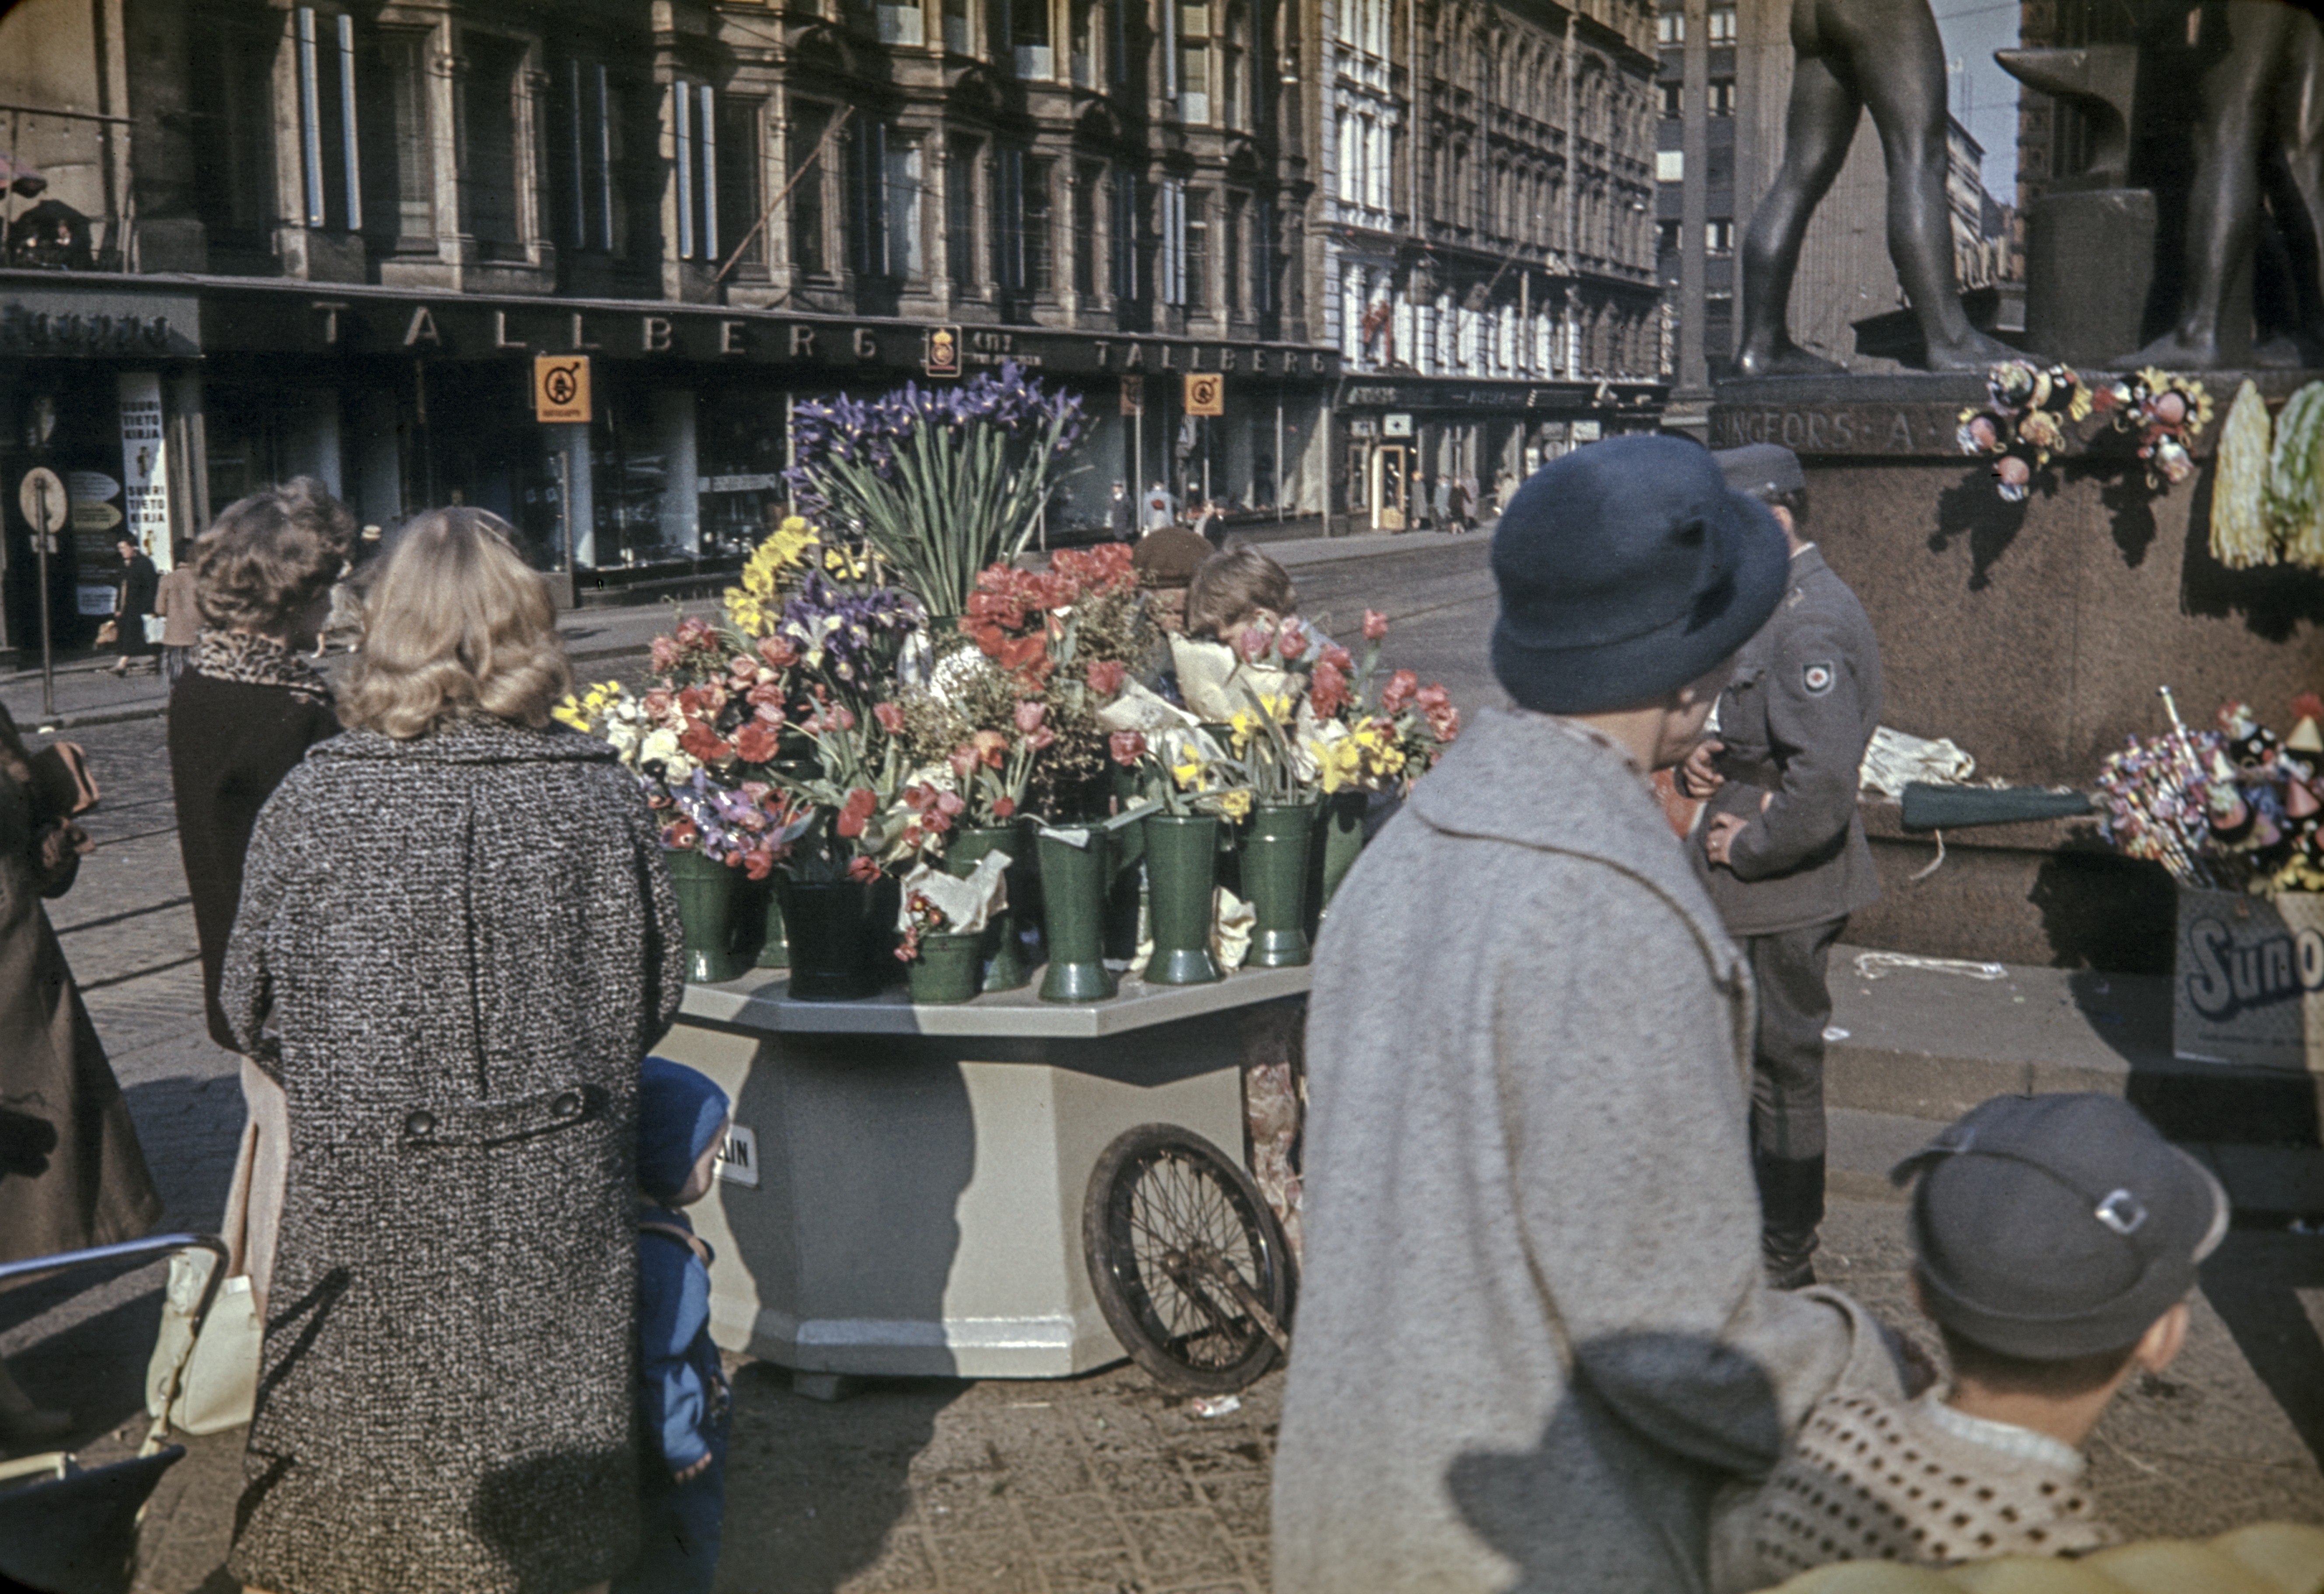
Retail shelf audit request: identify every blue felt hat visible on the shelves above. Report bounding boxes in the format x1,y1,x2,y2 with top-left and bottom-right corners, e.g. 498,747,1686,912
1490,435,1789,715
639,1057,731,1202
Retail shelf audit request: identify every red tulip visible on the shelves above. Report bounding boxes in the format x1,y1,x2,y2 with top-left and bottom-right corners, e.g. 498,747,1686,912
1087,659,1126,697
1363,609,1389,641
874,701,906,734
1110,730,1147,766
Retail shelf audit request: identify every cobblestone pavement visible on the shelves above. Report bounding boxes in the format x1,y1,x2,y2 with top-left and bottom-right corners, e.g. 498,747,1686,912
6,552,2320,1593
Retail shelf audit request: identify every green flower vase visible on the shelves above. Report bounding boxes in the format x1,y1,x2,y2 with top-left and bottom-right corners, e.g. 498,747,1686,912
1315,789,1369,925
775,877,889,1001
1036,829,1119,1002
734,875,790,970
946,821,1032,992
1143,813,1223,984
907,930,985,1004
1242,801,1316,968
666,848,743,984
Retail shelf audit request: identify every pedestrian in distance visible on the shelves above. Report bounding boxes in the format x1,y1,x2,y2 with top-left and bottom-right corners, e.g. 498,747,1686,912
1142,479,1179,531
1275,434,1889,1593
1724,1094,2224,1585
168,478,354,1317
220,506,684,1594
108,536,159,676
1107,480,1137,542
612,1058,736,1594
1447,475,1472,533
1679,443,1883,1290
153,540,200,686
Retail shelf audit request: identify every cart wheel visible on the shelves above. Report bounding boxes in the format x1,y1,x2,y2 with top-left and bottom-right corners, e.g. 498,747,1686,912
1082,1123,1292,1394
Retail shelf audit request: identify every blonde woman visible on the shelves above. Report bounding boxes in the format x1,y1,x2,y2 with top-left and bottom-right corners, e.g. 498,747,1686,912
220,508,684,1594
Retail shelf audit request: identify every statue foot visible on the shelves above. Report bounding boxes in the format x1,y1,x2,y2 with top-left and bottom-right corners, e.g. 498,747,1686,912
1730,341,1846,379
1920,327,2019,372
2120,330,2223,370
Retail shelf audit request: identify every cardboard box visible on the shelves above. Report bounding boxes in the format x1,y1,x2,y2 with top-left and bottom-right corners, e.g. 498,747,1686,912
2173,887,2324,1073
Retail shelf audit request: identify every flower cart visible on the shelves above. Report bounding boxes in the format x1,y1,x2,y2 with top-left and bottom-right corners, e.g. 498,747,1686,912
558,364,1456,1390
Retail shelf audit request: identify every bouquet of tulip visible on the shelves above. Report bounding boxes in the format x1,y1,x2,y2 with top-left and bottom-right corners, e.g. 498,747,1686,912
1298,608,1460,795
1105,724,1254,820
785,361,1086,623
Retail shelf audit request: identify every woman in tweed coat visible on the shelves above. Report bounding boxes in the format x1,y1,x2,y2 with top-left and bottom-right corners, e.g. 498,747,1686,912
221,508,684,1594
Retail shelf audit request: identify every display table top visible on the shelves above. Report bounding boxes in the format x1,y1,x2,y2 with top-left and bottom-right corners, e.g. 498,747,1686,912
677,964,1313,1040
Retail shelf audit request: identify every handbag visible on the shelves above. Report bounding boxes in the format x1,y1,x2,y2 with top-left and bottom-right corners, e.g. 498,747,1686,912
145,1117,264,1435
142,614,166,645
93,618,118,647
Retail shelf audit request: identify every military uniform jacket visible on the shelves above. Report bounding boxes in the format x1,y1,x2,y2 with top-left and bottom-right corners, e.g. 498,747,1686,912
1694,546,1883,936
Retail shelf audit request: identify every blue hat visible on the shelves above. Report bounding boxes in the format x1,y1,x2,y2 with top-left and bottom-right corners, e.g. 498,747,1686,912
1490,435,1789,715
639,1057,731,1202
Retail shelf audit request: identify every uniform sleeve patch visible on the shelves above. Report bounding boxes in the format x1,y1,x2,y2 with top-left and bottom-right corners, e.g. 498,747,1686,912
1802,662,1835,696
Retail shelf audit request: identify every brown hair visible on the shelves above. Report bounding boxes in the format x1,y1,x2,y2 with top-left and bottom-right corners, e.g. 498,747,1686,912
337,507,572,739
1934,1322,2140,1400
1185,546,1296,641
194,477,356,634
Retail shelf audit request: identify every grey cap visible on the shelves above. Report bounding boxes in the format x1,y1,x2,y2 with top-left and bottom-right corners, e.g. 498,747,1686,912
1712,442,1805,501
1890,1094,2229,1360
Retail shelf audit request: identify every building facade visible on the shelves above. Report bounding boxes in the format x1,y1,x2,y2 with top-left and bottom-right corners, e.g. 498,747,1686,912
1310,0,1667,531
0,0,1349,656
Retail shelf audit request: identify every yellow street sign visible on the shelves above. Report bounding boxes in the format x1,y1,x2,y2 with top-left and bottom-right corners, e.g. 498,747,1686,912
534,354,593,424
1184,373,1223,416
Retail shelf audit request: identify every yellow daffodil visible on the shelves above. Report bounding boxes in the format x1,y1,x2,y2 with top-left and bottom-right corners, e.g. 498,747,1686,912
1229,710,1255,752
552,696,590,732
1172,751,1205,788
1216,790,1252,821
724,517,823,635
1260,691,1294,724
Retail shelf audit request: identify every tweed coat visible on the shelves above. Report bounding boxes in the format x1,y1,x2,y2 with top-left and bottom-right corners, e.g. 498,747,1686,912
0,702,163,1263
220,715,684,1594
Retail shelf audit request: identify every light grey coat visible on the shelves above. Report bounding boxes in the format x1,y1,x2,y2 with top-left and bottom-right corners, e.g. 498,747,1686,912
1274,706,1859,1594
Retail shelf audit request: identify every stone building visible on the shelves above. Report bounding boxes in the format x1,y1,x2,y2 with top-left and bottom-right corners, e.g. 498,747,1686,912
1312,0,1667,531
0,0,1344,655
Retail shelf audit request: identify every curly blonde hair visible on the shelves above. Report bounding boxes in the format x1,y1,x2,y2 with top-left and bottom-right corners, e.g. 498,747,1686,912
338,508,572,738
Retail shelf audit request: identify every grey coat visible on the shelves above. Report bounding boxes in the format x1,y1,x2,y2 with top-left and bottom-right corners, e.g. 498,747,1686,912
220,717,684,1594
1695,546,1883,936
1273,706,1858,1593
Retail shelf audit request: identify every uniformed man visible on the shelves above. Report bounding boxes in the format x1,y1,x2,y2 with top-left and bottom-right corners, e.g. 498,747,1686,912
1681,442,1883,1289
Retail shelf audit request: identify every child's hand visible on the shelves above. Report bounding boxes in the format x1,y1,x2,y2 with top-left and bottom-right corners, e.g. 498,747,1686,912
673,1454,713,1484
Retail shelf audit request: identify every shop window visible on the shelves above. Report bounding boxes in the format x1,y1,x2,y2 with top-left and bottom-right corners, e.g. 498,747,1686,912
1110,165,1139,300
1072,162,1099,295
789,102,833,274
189,8,280,249
1709,78,1734,115
945,0,973,52
948,140,980,289
716,95,766,277
1182,189,1207,310
1707,5,1736,42
457,33,526,252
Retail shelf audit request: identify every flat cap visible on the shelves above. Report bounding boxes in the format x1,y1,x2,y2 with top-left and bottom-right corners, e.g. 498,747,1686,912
1713,442,1804,501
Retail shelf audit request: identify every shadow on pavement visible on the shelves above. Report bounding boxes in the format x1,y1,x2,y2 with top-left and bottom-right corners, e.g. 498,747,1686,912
2200,1230,2324,1472
717,1368,965,1593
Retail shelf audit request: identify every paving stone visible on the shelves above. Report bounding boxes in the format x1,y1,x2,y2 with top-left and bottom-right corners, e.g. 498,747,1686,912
1122,1509,1241,1583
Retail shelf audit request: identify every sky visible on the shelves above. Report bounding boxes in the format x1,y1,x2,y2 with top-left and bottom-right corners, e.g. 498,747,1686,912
1934,0,2024,201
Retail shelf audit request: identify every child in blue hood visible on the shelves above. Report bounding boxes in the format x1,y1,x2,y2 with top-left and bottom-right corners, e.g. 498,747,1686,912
613,1057,733,1594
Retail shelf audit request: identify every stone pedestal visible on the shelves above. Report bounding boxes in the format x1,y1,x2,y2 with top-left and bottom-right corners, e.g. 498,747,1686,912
1712,373,2324,969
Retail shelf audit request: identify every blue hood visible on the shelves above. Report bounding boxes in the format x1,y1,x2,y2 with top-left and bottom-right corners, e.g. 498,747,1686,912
639,1057,730,1201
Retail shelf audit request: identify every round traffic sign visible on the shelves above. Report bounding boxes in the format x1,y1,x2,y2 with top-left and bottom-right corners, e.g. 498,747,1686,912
19,466,66,534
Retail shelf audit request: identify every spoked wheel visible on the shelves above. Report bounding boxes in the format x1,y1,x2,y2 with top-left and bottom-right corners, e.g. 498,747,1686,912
1082,1123,1293,1394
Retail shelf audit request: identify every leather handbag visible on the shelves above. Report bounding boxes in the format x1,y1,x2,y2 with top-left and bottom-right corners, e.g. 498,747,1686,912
145,1118,264,1435
93,618,118,647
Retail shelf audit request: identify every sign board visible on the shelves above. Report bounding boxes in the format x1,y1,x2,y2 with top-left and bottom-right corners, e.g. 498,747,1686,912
533,354,592,424
716,1124,761,1189
1570,419,1602,443
1347,418,1378,438
118,371,171,562
1119,374,1144,416
925,325,961,378
2174,887,2324,1073
1184,372,1224,416
18,466,65,534
66,470,118,503
77,585,115,616
1384,412,1412,437
70,500,123,533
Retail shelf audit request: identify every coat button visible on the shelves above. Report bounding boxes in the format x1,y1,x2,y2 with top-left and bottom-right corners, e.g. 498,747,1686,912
551,1091,581,1119
404,1109,436,1140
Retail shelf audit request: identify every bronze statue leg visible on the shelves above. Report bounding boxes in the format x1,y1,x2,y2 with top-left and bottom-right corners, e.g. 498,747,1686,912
1736,18,1860,378
2263,7,2324,358
2130,0,2297,367
1830,0,2014,370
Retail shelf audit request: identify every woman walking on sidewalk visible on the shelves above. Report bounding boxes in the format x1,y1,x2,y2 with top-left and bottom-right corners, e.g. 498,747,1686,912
221,507,683,1594
168,478,353,1318
108,537,160,675
153,541,200,685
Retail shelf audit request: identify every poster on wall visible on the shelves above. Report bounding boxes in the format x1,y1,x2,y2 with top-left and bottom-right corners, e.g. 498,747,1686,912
117,371,172,569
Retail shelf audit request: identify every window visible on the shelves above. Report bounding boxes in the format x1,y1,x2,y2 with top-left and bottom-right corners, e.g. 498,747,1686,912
1073,161,1099,294
1178,0,1210,120
1367,120,1389,210
1335,113,1355,203
1023,159,1053,292
1110,166,1139,299
1655,149,1683,182
849,119,887,276
457,34,526,251
945,0,972,52
1658,79,1681,118
1072,0,1098,85
1656,9,1682,45
1709,78,1734,115
716,95,765,276
1707,5,1736,42
670,81,718,261
1013,0,1053,78
1656,217,1680,256
789,102,832,274
361,28,434,244
886,137,923,277
1183,189,1208,309
1706,218,1732,253
879,0,924,44
192,10,281,246
292,9,361,230
1223,0,1247,130
992,149,1044,291
948,140,979,288
1157,177,1186,304
1224,193,1244,314
1251,196,1274,313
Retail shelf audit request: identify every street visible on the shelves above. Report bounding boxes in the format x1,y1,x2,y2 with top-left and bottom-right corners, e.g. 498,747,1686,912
4,534,2320,1594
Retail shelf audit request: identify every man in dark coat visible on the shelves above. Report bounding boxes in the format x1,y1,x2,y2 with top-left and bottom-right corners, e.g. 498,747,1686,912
1107,481,1136,542
1683,442,1883,1288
